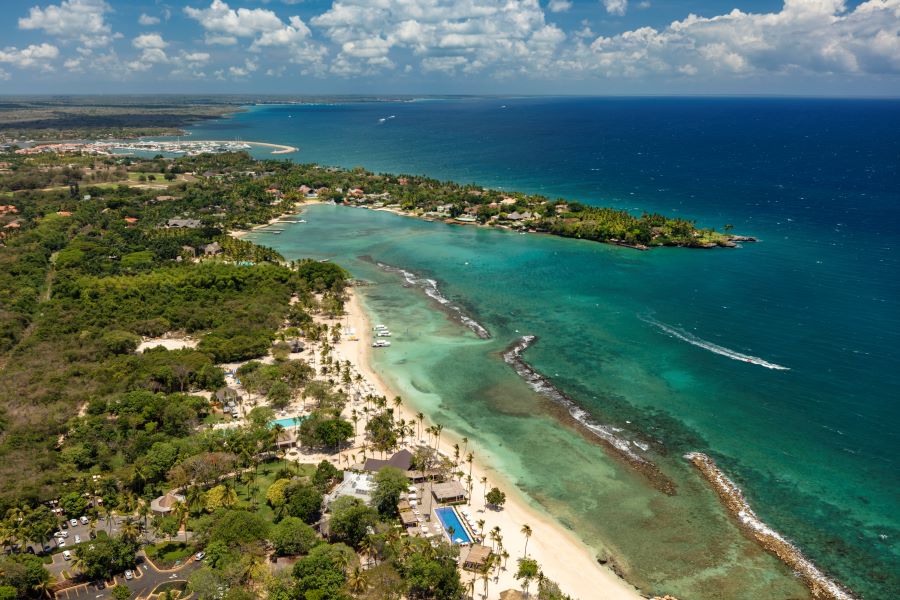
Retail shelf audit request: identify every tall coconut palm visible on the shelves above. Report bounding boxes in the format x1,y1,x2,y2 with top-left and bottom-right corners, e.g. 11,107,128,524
480,476,488,506
521,524,533,557
186,486,205,516
416,412,424,440
172,500,189,542
120,519,140,543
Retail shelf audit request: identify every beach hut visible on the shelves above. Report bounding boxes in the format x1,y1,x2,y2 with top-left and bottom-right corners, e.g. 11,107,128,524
463,545,493,571
150,492,184,516
431,481,467,505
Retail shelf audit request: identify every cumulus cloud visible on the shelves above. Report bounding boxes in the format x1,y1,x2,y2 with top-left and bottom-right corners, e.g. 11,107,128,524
312,0,566,76
548,0,572,12
185,0,326,69
0,43,60,68
603,0,628,16
185,0,284,39
0,68,9,81
132,34,168,50
18,0,115,47
578,0,900,77
139,13,160,26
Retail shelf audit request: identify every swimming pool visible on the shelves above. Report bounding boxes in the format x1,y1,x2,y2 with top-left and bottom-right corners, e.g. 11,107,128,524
269,416,306,428
434,507,472,545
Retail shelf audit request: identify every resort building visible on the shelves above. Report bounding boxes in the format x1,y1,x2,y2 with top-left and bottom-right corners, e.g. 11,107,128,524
462,545,493,571
166,218,202,229
362,449,413,473
325,471,374,508
431,481,468,505
150,492,185,516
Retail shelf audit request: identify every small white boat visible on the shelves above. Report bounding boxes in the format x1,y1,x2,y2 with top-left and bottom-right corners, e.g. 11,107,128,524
374,324,388,330
372,340,391,348
377,331,391,337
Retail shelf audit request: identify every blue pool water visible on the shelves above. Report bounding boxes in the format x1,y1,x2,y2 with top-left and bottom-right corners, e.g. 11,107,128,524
269,417,306,429
435,507,473,545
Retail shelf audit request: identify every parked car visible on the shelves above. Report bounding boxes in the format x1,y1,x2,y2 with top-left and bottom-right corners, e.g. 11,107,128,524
58,539,65,548
80,516,88,525
62,550,71,561
74,535,81,544
69,518,78,527
195,551,206,561
61,521,68,529
124,570,134,580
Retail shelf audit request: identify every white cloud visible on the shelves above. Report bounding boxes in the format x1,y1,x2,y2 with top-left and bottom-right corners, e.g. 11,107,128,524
603,0,628,16
0,43,60,68
228,58,259,77
578,0,900,77
185,0,284,38
185,0,326,69
548,0,572,12
311,0,566,76
0,68,9,81
139,13,161,26
132,34,168,50
181,51,211,64
18,0,115,47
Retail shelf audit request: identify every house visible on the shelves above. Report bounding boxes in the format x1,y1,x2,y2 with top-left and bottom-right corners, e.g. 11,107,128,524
203,242,222,256
500,197,517,206
287,339,305,353
325,471,375,508
215,387,240,405
167,218,201,229
150,492,185,516
181,245,197,258
124,217,138,225
298,185,312,195
155,195,177,202
3,221,21,230
57,211,73,217
399,510,418,530
362,449,413,474
0,205,18,215
431,481,467,504
275,429,297,449
463,545,493,571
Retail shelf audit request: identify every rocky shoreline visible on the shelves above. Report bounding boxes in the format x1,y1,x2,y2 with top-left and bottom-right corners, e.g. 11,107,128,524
685,452,857,600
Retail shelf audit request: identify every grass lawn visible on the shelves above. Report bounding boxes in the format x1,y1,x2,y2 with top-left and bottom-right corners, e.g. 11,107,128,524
237,459,316,522
145,541,193,568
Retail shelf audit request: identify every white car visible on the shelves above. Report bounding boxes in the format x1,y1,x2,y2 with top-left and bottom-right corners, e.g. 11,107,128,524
62,550,71,561
58,539,65,547
74,535,81,544
195,551,205,561
124,570,134,580
69,519,78,527
80,516,88,525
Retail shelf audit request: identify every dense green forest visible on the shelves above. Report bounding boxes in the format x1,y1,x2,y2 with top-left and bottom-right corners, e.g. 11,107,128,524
0,152,576,600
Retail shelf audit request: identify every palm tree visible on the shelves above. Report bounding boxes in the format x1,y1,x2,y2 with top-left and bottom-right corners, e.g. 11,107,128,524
416,412,424,439
462,436,469,457
347,565,368,596
521,524,533,557
120,519,141,543
221,480,238,508
434,424,443,450
480,476,488,506
172,501,189,542
137,502,150,531
481,567,490,599
476,519,485,539
466,576,476,600
186,486,205,516
33,576,56,598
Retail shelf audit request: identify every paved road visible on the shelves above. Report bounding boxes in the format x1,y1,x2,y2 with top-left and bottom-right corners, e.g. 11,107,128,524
53,551,201,600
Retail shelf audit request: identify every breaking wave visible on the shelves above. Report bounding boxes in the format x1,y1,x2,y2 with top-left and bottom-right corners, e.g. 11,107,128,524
376,262,491,339
685,452,857,600
503,336,653,468
640,315,790,371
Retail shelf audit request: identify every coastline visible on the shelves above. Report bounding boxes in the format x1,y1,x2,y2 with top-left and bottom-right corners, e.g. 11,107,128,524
333,288,643,600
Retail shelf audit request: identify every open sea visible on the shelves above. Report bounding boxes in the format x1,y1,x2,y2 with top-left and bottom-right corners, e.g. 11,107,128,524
187,97,899,599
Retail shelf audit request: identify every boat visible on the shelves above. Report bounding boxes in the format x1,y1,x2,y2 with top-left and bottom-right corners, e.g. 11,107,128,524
374,324,388,331
372,340,391,348
377,331,391,337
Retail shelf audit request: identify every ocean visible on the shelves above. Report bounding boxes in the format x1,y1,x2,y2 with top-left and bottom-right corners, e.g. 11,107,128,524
187,97,899,599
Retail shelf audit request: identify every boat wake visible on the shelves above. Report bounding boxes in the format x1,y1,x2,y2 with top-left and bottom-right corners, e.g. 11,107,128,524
685,452,857,600
375,262,492,339
503,336,675,493
640,315,790,371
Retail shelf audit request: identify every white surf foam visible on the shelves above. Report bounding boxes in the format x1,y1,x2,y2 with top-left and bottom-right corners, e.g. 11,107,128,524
641,315,790,371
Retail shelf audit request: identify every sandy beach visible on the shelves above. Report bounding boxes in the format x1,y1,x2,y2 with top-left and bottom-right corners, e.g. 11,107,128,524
327,289,642,600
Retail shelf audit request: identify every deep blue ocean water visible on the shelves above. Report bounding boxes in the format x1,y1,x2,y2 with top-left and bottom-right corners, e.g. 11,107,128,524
188,97,900,597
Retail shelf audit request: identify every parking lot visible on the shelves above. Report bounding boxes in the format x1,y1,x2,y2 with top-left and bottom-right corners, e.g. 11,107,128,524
52,552,200,600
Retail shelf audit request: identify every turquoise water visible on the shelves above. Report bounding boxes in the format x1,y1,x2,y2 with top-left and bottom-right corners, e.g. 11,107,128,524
191,98,899,599
269,417,306,428
435,507,473,545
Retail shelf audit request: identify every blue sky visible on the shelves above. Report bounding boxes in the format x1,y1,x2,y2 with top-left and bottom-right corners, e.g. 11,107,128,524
1,0,898,95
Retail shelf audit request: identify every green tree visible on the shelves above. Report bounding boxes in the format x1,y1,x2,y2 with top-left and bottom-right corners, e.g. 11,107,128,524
292,543,355,600
270,517,319,556
73,536,137,581
283,483,323,525
111,584,131,600
311,460,341,492
403,547,464,600
371,467,408,518
328,497,377,549
486,487,506,509
516,557,540,598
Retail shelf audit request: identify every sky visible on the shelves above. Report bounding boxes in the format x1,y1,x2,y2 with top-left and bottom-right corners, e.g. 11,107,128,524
0,0,898,96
